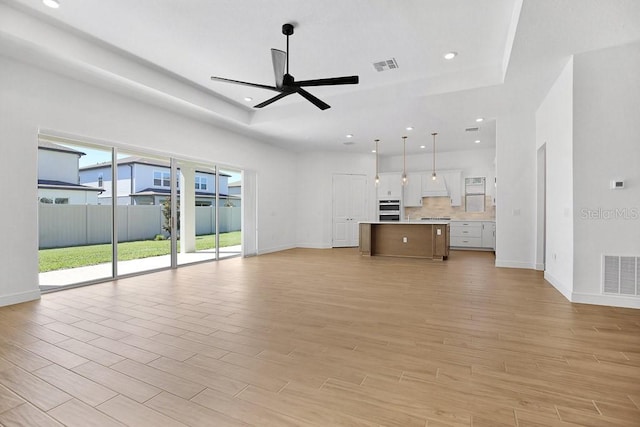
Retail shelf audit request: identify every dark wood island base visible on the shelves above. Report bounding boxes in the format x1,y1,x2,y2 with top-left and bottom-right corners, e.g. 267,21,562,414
359,222,450,260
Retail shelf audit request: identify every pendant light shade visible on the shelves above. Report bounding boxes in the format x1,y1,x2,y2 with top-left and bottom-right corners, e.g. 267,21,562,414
431,132,438,180
374,139,380,186
401,136,408,185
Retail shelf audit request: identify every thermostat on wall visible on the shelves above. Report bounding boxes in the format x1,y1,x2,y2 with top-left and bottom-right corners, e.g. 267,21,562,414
611,179,624,189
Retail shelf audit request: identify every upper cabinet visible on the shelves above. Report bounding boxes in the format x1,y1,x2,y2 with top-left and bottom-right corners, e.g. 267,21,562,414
377,172,402,199
403,172,423,207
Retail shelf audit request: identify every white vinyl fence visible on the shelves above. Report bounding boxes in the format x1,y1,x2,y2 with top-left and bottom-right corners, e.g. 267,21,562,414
39,204,241,249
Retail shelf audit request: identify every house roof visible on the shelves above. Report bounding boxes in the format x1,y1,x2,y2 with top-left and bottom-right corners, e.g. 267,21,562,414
81,156,231,177
132,188,230,198
38,179,102,192
38,140,86,156
228,181,242,188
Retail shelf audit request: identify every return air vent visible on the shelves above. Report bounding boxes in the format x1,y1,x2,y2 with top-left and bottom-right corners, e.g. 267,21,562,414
465,127,480,132
373,58,398,72
602,255,639,296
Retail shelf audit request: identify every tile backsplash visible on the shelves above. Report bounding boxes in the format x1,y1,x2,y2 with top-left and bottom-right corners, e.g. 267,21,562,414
405,195,495,220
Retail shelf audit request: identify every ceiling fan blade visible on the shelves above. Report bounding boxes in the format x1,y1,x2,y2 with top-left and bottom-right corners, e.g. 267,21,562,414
271,49,286,89
254,91,292,108
294,75,359,87
296,88,330,110
210,76,278,91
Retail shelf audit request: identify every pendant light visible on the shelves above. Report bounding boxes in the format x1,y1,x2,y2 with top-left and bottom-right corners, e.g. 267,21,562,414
431,132,438,180
374,139,380,186
401,136,408,185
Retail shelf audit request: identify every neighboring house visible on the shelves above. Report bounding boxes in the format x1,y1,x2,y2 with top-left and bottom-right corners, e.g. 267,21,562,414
79,156,232,206
226,180,242,206
38,141,102,205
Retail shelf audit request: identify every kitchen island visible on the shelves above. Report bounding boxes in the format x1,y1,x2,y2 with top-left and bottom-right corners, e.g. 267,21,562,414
359,221,450,260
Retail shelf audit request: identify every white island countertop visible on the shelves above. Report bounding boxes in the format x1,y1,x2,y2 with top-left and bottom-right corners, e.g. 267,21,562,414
359,220,451,225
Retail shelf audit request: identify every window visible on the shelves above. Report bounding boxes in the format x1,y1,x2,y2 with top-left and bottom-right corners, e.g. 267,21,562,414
98,174,103,187
153,171,170,187
195,176,207,191
39,197,69,204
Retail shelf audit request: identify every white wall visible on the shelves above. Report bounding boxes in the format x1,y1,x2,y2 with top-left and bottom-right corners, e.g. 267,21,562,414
535,58,574,299
296,151,376,248
572,41,640,307
0,54,297,307
495,113,537,268
381,148,497,202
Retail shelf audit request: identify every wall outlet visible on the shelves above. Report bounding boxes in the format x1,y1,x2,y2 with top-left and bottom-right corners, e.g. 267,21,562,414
402,237,408,243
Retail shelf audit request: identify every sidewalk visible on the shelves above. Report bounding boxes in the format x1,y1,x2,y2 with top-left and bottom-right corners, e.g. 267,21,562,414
39,245,241,289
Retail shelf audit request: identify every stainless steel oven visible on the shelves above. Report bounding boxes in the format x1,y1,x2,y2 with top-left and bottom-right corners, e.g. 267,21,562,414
378,199,400,221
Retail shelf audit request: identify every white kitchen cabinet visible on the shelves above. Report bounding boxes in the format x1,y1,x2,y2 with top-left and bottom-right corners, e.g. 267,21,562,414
377,172,402,199
481,221,496,250
450,220,495,250
403,172,424,207
450,221,482,248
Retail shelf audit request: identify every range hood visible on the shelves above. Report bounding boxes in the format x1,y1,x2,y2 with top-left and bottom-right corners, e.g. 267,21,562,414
422,175,449,197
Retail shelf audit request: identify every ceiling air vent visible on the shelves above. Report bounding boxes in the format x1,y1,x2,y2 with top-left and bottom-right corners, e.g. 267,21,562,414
373,58,398,72
465,127,480,132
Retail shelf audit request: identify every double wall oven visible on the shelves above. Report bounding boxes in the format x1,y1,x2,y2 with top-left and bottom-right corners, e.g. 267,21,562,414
378,199,401,221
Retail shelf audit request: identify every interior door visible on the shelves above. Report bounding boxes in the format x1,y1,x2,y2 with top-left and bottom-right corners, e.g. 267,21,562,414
333,174,367,247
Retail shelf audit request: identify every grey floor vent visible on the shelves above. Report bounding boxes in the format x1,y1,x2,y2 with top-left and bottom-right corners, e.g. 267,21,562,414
603,255,639,296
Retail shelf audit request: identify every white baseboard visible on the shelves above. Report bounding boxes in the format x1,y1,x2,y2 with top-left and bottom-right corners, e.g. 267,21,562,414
0,289,41,308
495,259,535,269
257,244,296,255
296,243,333,249
543,271,572,301
535,263,545,271
571,292,640,309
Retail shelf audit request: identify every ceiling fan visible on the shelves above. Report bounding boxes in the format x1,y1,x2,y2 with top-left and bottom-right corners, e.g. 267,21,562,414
210,23,359,110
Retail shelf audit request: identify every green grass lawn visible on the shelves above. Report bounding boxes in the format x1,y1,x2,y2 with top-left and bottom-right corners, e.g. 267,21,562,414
39,232,241,272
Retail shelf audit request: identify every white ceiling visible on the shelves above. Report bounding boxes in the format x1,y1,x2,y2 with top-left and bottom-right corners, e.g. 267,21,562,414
6,0,640,155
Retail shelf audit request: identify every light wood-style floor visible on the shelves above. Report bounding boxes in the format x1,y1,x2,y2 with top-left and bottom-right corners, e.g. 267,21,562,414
1,249,639,426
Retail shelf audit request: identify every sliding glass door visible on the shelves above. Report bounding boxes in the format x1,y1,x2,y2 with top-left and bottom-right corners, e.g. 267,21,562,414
218,167,242,259
115,148,172,275
174,162,242,265
37,134,243,291
38,138,114,290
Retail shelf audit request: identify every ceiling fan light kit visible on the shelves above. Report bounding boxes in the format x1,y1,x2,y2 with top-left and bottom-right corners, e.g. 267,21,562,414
210,23,359,110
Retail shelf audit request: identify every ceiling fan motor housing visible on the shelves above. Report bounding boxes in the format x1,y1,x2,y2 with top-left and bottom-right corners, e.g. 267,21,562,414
282,23,294,35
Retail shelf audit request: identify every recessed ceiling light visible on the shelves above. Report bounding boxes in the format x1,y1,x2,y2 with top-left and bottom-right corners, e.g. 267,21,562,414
406,126,414,131
476,117,484,122
43,0,60,8
444,52,457,60
346,134,353,138
243,97,253,102
475,140,481,144
420,145,426,149
371,149,376,153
